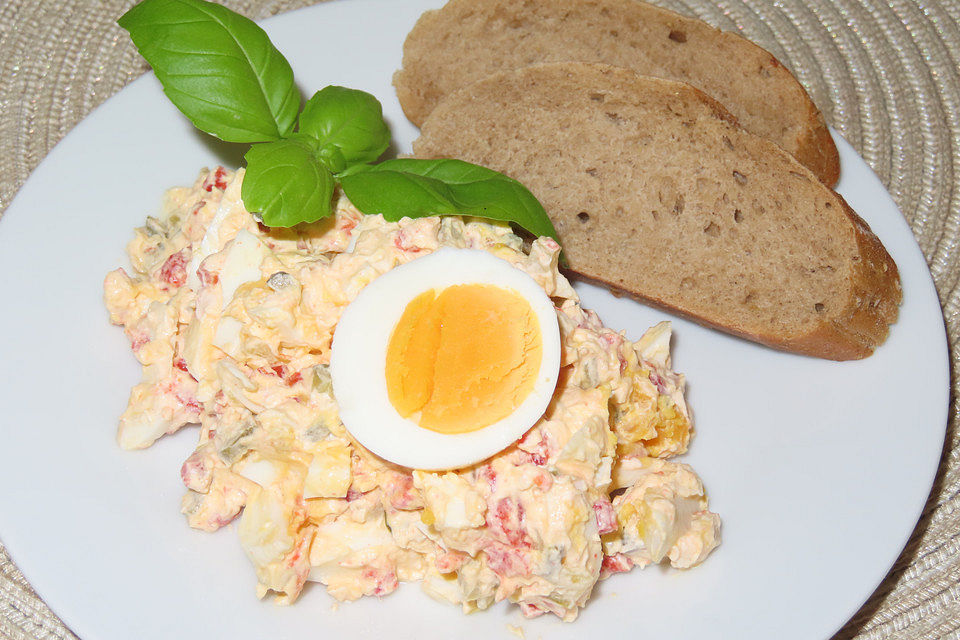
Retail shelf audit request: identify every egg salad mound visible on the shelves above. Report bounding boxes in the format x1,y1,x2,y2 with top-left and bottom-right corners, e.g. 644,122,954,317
103,166,721,622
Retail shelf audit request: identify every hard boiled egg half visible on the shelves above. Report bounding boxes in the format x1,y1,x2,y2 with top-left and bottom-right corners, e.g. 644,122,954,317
330,248,561,470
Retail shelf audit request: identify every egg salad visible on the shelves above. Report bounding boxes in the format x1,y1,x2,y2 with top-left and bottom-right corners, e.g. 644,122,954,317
103,166,720,622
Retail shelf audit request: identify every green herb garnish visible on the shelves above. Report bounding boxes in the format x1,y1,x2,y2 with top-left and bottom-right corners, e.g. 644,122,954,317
118,0,558,241
339,159,559,241
241,137,335,227
298,86,391,166
118,0,298,142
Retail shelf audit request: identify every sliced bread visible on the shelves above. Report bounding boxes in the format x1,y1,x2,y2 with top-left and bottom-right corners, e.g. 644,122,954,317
412,63,900,360
394,0,840,186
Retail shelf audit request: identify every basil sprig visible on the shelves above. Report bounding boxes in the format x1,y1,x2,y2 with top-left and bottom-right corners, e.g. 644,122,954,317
119,0,559,242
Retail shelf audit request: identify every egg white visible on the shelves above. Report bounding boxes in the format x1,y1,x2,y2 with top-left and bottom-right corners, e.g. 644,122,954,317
329,248,561,470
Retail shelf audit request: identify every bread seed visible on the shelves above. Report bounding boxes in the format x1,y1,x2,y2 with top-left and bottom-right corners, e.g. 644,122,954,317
673,195,685,214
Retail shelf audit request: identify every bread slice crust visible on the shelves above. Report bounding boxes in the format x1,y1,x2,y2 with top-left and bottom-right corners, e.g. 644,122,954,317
395,0,841,186
412,63,900,360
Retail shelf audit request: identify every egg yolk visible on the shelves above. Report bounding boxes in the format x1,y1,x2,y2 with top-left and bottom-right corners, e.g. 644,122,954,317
385,284,543,435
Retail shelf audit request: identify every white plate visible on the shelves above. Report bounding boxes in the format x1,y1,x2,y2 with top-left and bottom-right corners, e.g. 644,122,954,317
0,1,949,638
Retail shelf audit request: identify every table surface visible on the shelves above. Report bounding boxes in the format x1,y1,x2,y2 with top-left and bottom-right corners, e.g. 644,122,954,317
1,1,958,639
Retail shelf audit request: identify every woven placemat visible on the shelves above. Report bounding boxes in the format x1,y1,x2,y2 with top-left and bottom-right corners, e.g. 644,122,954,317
1,0,958,638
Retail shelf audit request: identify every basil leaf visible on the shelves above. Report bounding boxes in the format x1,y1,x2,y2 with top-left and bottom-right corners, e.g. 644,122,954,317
339,159,558,241
241,139,334,227
119,0,299,142
373,158,502,183
318,145,347,175
336,162,375,178
298,86,390,165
